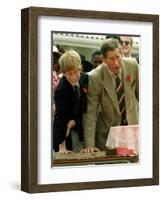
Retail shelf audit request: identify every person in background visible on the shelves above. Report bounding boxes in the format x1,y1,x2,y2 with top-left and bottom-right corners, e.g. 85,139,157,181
52,45,63,72
52,44,65,76
119,36,133,58
53,50,88,153
105,34,120,41
106,35,139,63
52,47,63,117
56,44,66,54
91,50,103,69
80,54,94,73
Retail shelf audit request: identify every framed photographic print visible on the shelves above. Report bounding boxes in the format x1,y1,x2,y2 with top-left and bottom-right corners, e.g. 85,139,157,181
21,7,159,193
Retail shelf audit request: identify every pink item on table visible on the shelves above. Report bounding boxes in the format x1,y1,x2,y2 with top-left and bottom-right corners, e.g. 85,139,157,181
116,147,134,156
105,125,139,155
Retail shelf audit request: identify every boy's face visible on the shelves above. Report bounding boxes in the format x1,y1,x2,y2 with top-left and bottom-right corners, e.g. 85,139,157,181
63,69,80,86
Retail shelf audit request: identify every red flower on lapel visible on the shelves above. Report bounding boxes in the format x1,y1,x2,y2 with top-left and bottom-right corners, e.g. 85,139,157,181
126,74,132,82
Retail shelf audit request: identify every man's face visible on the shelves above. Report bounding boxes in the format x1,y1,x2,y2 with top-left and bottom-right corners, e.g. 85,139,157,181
92,55,103,68
63,69,81,86
119,36,132,56
103,48,122,75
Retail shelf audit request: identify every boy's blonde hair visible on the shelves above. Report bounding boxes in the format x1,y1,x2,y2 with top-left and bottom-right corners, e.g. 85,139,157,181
59,50,82,73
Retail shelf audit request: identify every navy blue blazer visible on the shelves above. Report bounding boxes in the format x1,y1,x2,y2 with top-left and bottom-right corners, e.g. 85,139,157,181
53,73,88,152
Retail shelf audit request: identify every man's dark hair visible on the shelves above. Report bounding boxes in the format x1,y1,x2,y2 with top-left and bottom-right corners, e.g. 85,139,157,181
101,38,120,57
91,49,102,61
105,34,120,41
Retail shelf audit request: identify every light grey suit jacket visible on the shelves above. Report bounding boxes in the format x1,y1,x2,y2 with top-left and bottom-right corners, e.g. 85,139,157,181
83,58,139,150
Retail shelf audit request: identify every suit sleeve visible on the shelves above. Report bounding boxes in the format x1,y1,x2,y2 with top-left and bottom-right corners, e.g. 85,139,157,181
128,58,139,101
82,74,101,147
132,59,139,101
135,68,139,101
54,89,69,117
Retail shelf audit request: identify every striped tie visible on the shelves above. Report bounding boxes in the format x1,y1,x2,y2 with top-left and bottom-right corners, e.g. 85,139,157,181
115,76,127,125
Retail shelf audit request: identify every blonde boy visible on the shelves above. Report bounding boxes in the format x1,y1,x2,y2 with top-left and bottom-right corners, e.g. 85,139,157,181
53,50,87,154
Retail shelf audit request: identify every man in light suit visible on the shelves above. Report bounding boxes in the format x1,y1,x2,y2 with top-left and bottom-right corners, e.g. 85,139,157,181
82,38,139,153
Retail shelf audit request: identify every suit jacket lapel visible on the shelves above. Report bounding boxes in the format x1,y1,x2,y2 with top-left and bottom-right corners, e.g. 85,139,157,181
102,64,120,115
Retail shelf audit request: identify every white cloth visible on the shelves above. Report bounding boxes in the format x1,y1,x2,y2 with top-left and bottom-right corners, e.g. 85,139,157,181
105,125,139,154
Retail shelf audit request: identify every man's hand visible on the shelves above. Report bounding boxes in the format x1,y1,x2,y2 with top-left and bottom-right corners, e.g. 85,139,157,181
80,146,100,153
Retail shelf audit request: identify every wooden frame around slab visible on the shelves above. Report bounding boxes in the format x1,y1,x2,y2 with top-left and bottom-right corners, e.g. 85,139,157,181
21,6,159,193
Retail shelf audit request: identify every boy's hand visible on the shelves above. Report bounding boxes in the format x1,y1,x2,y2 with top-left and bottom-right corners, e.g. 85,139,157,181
66,120,75,137
58,149,73,154
67,120,76,129
59,140,73,154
